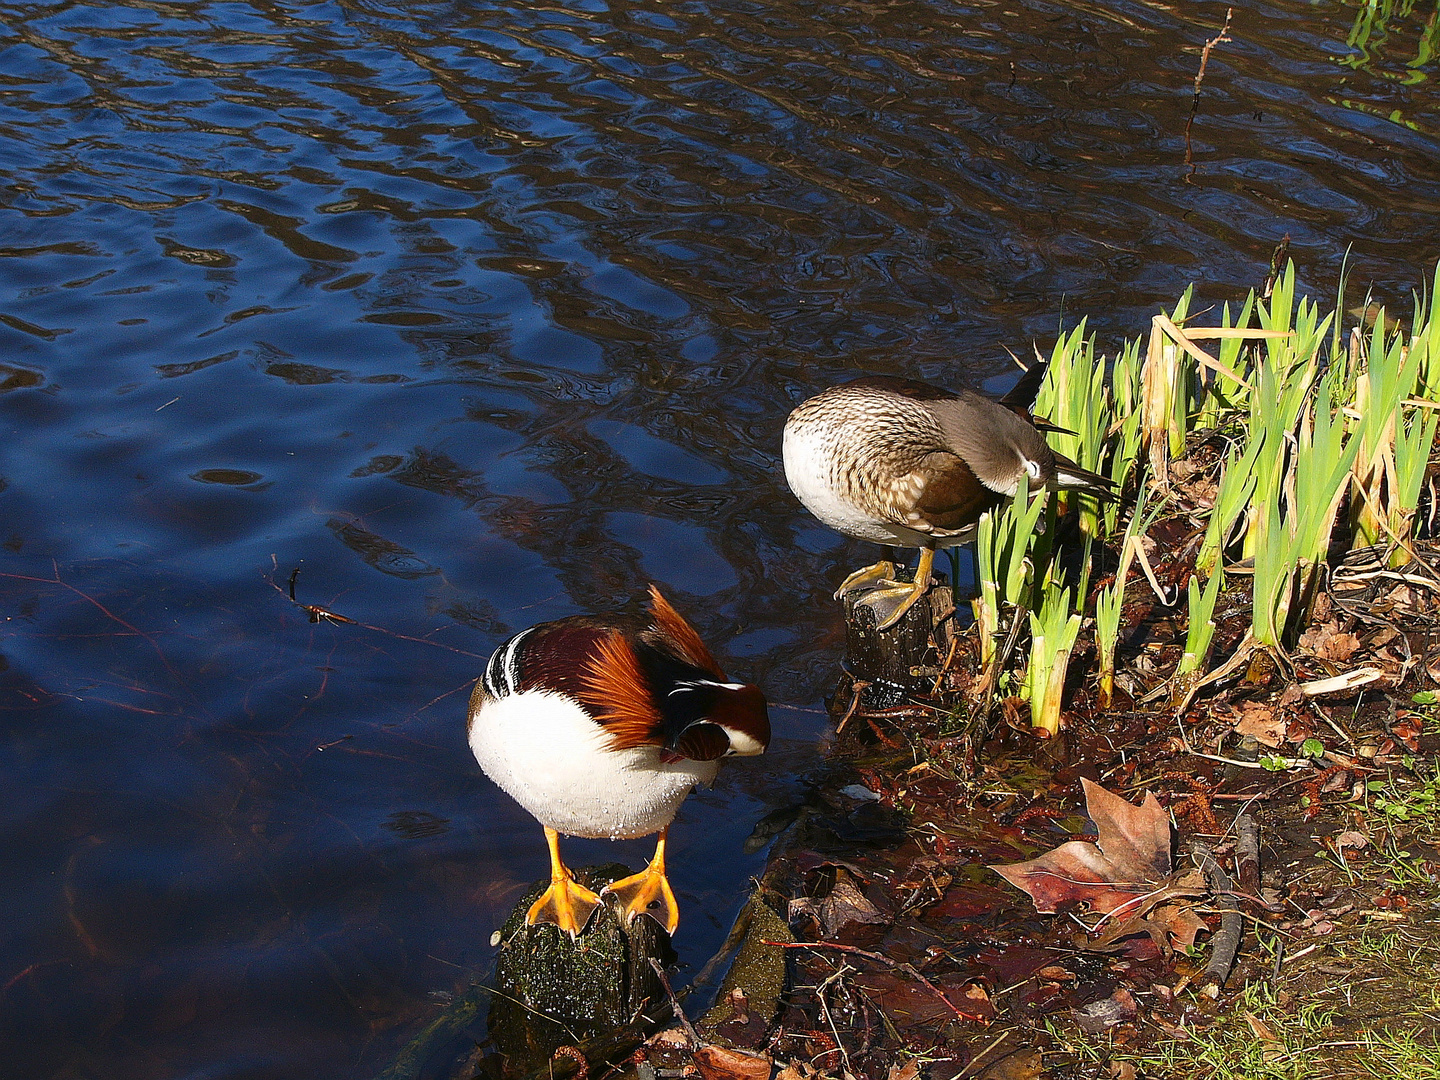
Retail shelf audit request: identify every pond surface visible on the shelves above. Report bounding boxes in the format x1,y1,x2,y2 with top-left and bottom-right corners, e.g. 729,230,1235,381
1,0,1438,1076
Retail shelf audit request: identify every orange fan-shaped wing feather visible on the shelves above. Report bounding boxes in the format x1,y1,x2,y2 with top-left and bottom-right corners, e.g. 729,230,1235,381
646,585,724,678
579,630,664,752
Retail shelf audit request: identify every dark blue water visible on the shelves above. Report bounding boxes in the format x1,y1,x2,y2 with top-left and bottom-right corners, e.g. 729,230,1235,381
1,0,1438,1076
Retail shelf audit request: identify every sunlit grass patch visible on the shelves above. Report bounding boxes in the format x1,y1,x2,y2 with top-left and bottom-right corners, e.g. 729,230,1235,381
1048,978,1440,1080
1367,768,1440,827
1355,1027,1440,1079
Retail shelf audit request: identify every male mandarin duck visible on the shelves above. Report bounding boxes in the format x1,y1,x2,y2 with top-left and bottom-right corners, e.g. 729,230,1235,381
783,373,1112,630
468,585,770,937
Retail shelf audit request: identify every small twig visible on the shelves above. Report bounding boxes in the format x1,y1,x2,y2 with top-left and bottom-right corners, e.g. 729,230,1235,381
1177,738,1310,770
287,565,359,625
474,982,585,1044
1190,841,1242,994
1184,8,1234,177
953,1030,1016,1080
813,963,854,1073
268,559,485,658
931,633,962,696
647,958,700,1044
1262,237,1290,299
1193,9,1235,95
1235,813,1260,895
1171,634,1258,711
1,561,181,680
1299,668,1383,696
1281,942,1319,966
976,604,1028,720
835,679,869,733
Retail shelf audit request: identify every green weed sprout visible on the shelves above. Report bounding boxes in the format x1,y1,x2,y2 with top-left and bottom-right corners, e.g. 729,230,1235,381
1177,567,1224,678
1026,586,1081,735
973,483,1045,670
1035,322,1109,535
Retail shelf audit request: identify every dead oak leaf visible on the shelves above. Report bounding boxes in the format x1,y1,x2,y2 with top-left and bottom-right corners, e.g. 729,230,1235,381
1086,883,1208,955
977,1047,1045,1080
693,1046,771,1080
788,876,887,938
851,970,993,1024
1152,903,1206,950
990,779,1176,919
1299,620,1360,662
1233,701,1284,748
1391,715,1423,752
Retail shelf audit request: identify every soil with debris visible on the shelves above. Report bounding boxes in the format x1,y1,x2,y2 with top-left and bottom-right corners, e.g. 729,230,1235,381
445,431,1440,1080
599,530,1440,1080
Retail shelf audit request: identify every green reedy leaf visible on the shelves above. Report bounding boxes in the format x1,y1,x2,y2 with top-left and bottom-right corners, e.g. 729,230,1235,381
1177,568,1223,677
1026,587,1080,735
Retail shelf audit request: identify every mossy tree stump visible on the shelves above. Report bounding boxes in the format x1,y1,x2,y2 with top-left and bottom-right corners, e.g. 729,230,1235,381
486,863,674,1077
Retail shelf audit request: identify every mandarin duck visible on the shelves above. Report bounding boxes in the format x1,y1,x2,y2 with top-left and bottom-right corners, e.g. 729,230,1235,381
783,374,1111,629
468,585,770,937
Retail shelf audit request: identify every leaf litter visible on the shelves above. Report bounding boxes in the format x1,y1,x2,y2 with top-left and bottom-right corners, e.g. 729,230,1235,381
545,551,1440,1080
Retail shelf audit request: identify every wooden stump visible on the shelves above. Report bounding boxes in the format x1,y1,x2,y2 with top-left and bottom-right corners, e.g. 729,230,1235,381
840,576,956,711
486,864,674,1077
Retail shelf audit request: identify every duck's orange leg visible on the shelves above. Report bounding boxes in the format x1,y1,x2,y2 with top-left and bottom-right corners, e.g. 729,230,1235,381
601,827,680,935
526,826,601,937
834,558,898,599
854,547,936,630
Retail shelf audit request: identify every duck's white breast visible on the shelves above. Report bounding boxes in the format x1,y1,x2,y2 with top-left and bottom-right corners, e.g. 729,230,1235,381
783,421,933,546
469,689,717,840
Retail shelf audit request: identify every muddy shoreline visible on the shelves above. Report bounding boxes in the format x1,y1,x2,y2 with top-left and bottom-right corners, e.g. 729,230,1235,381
427,540,1440,1080
663,562,1440,1080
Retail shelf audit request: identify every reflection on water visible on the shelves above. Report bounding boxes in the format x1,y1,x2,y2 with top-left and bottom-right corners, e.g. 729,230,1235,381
0,0,1437,1075
1343,0,1440,92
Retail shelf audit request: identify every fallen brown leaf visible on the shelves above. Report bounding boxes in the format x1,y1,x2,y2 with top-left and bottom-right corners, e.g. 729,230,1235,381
1244,1011,1285,1063
1392,715,1423,752
1386,583,1417,610
1233,701,1284,748
788,876,887,938
990,779,1173,917
693,1045,772,1080
1334,830,1369,851
1086,875,1208,953
1425,647,1440,685
977,1048,1044,1080
992,780,1208,953
1299,620,1360,662
1147,902,1207,951
851,970,994,1023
